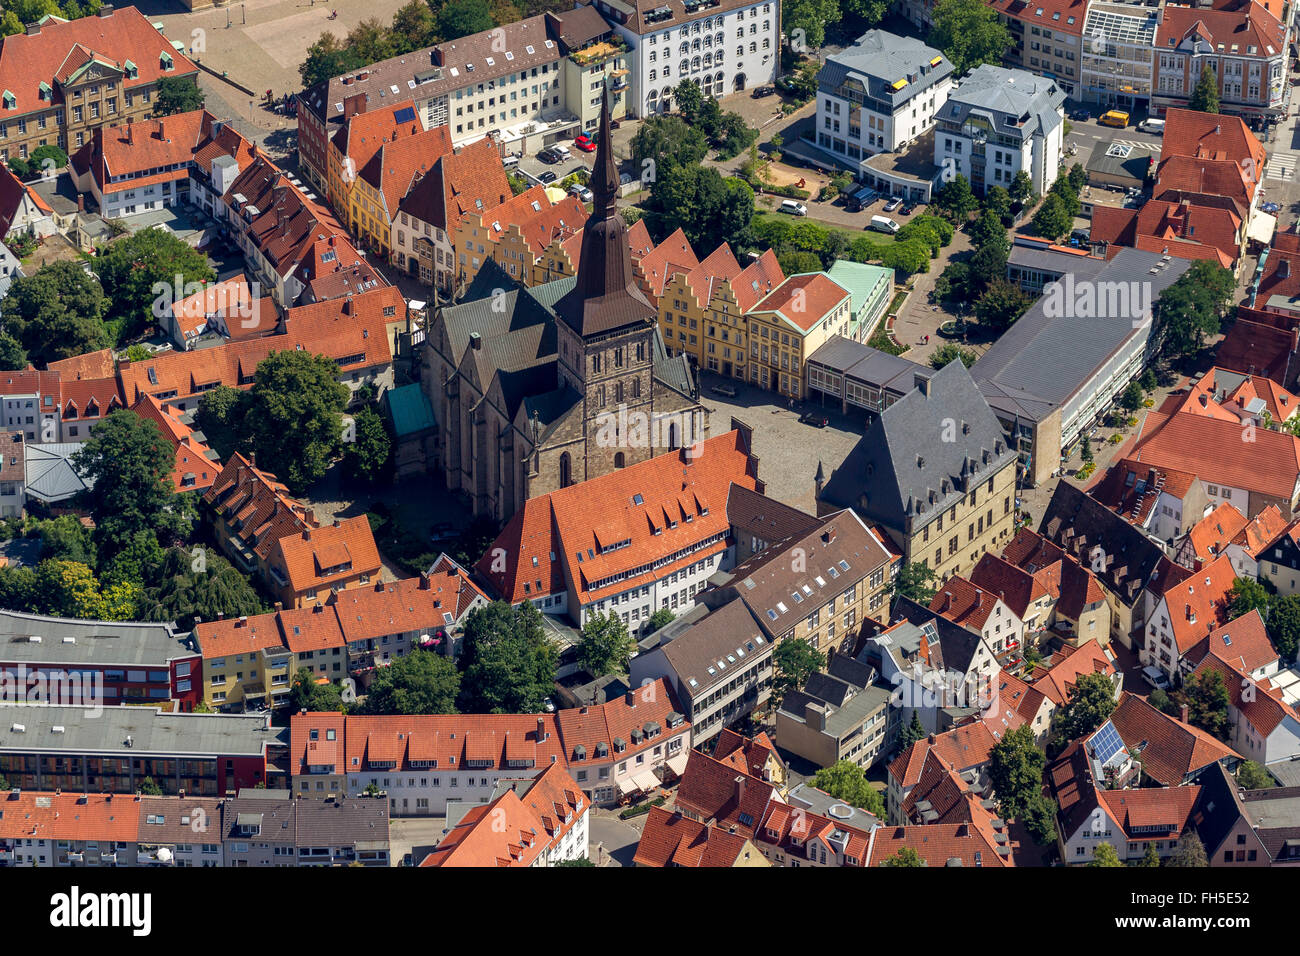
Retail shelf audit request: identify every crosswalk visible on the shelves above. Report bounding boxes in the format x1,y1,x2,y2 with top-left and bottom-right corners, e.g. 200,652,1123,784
1267,153,1298,182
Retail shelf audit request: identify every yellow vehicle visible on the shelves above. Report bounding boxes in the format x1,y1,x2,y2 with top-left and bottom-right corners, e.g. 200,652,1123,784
1100,110,1130,128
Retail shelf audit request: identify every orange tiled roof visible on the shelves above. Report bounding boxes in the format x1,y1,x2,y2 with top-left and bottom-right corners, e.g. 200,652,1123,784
752,272,848,335
1151,552,1239,654
1184,608,1279,676
398,137,512,233
203,452,315,562
633,806,760,866
0,791,142,844
0,6,196,119
1193,651,1298,737
1098,785,1201,841
477,432,759,606
131,395,219,492
358,124,454,215
195,611,286,659
866,795,1014,866
635,227,700,302
1027,638,1116,707
1108,692,1240,785
269,516,381,596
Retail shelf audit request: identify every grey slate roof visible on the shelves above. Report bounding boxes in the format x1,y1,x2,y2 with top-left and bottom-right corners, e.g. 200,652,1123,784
892,596,985,677
936,64,1065,144
806,335,933,392
23,442,91,503
819,360,1015,532
818,30,953,110
972,248,1192,424
1006,246,1109,282
654,598,771,696
0,705,280,757
0,609,190,666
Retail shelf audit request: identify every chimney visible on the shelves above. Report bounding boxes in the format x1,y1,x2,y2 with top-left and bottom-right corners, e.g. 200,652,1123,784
343,295,354,315
418,573,432,590
25,22,39,35
735,774,746,807
625,690,636,708
303,528,312,541
236,616,248,628
1180,702,1189,723
157,118,166,142
273,602,282,611
915,373,931,397
805,701,827,732
126,117,133,146
77,193,84,212
342,91,366,121
97,4,113,16
374,579,386,592
536,717,545,740
940,591,952,612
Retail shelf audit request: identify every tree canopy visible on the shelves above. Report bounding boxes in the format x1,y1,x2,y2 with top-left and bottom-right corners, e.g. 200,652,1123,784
1167,832,1208,867
153,77,205,117
1189,63,1220,114
360,649,460,715
0,261,110,366
457,601,558,713
1153,261,1236,361
577,611,636,677
1050,671,1117,747
140,547,267,624
928,0,1013,75
100,228,215,341
890,562,937,604
772,637,825,703
811,760,887,818
881,846,926,867
245,350,350,494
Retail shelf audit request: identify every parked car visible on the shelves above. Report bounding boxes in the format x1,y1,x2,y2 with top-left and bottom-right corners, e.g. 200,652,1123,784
1263,201,1281,214
883,196,902,212
779,199,808,216
539,170,558,184
1100,109,1130,128
537,148,560,164
1138,117,1165,134
1142,665,1171,691
869,215,900,235
901,200,918,215
430,522,455,542
619,172,634,186
1069,108,1092,121
569,183,594,202
751,85,776,98
711,383,738,397
574,133,596,152
799,412,829,427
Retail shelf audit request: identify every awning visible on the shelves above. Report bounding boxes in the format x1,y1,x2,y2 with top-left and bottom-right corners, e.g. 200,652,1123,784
630,769,661,793
665,753,689,777
1249,211,1278,245
616,775,639,795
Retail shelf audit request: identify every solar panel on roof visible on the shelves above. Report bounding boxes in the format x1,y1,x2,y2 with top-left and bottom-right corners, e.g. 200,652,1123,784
1088,720,1126,768
393,106,417,124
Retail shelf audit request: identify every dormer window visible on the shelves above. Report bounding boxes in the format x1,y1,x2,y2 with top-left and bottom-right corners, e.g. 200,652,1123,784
1,91,14,110
124,60,138,80
160,52,174,71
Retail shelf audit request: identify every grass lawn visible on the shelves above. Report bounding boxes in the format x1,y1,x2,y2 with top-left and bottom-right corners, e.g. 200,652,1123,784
753,210,895,247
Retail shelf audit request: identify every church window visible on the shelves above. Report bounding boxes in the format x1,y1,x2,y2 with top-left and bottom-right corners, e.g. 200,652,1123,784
615,452,626,468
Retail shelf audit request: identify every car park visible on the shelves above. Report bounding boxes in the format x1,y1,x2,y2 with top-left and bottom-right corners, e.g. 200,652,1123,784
799,412,829,428
539,170,558,184
569,183,594,202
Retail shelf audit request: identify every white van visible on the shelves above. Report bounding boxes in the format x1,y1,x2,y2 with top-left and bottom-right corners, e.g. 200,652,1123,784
552,143,572,159
870,215,900,235
1138,118,1165,134
502,154,520,170
779,199,808,216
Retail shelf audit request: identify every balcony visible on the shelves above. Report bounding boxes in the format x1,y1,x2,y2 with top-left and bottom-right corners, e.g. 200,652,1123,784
138,847,176,865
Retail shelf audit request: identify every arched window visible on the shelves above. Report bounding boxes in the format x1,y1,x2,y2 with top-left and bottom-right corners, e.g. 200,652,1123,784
631,378,641,398
692,38,701,52
680,59,689,75
560,452,572,488
650,69,657,82
615,452,626,468
615,381,624,403
692,56,701,71
749,42,757,53
680,42,689,55
668,422,680,450
704,53,712,68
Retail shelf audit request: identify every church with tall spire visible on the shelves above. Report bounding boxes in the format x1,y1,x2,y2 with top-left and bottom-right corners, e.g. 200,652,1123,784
421,90,709,522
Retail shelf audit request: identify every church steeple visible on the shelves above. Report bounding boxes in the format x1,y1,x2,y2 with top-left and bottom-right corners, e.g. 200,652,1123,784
554,87,655,338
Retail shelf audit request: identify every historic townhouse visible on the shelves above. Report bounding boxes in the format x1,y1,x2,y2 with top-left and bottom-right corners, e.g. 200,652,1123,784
0,6,198,162
746,272,852,399
348,123,453,258
991,0,1087,99
451,184,587,287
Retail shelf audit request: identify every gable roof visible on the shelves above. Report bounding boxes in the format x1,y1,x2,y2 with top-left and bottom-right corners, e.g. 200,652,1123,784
1109,692,1241,785
633,806,762,866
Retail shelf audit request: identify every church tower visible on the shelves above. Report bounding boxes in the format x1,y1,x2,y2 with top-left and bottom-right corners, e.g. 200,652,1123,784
554,88,658,483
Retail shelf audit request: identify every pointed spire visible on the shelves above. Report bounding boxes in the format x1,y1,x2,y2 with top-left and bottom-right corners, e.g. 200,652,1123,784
591,87,619,217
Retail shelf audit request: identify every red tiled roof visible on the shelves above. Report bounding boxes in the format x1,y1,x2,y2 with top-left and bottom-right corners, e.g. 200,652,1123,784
554,679,688,766
131,395,219,492
0,161,50,236
1194,651,1298,737
866,796,1014,866
269,516,381,595
633,806,761,866
358,124,454,215
1027,638,1116,707
675,750,780,836
289,711,346,775
929,576,1004,632
887,720,1005,789
478,431,759,606
1214,315,1297,386
1150,553,1239,653
1184,608,1279,676
732,249,785,312
752,272,848,334
398,137,512,233
195,611,286,659
328,572,482,646
1108,692,1240,785
1098,785,1201,840
45,350,114,381
203,452,315,562
0,6,197,120
1184,501,1250,563
635,227,699,302
1129,409,1300,500
0,791,142,844
988,0,1087,36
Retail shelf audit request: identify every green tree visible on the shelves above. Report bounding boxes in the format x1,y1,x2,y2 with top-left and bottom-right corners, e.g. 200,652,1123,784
437,0,496,41
630,115,710,178
1022,793,1059,846
99,528,164,590
1089,842,1123,867
299,32,366,88
142,547,267,624
37,515,96,566
967,239,1009,288
647,165,753,252
1153,261,1235,361
643,608,676,635
1140,367,1159,392
778,249,825,276
342,406,395,486
674,78,704,121
361,649,461,715
1031,192,1073,240
890,561,938,604
1189,63,1220,114
152,77,205,117
930,342,977,369
1009,171,1036,205
989,725,1046,822
290,667,346,712
1229,578,1271,619
881,239,933,277
1268,594,1300,660
457,601,558,713
99,228,215,341
1119,380,1145,414
0,331,26,371
139,777,164,796
245,350,349,494
928,0,1013,74
7,157,30,179
73,410,189,557
577,611,635,677
975,278,1034,330
900,710,927,749
933,173,978,222
391,0,439,52
1139,841,1161,867
1,261,110,365
1167,832,1208,867
345,17,400,63
983,185,1012,224
31,559,137,620
1051,671,1117,746
969,207,1007,249
29,144,68,173
1080,433,1093,464
772,637,826,702
1237,760,1276,790
782,0,841,49
1184,668,1232,740
812,760,887,818
555,857,596,866
195,385,250,462
881,846,926,867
